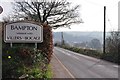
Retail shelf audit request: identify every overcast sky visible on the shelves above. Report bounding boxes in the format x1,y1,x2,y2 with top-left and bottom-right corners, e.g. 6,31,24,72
0,0,119,32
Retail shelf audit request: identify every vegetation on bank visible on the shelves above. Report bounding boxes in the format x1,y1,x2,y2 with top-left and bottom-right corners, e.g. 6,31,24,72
2,46,53,79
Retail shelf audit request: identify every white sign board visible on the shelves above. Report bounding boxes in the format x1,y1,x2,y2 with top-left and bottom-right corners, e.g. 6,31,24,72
4,22,43,43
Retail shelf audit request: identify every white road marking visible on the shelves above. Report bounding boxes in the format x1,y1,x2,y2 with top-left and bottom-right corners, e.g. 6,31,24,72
54,47,119,78
96,65,105,68
53,53,75,78
57,47,100,62
72,56,79,60
113,65,119,68
55,47,79,59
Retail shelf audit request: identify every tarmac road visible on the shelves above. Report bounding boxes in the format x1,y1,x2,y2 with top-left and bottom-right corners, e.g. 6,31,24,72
54,47,119,79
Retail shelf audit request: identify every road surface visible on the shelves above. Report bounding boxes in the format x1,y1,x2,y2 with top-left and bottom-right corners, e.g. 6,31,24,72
54,47,119,78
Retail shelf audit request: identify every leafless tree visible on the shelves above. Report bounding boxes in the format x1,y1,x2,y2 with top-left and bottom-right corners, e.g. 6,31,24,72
106,31,120,53
2,16,12,23
12,0,83,29
104,31,120,63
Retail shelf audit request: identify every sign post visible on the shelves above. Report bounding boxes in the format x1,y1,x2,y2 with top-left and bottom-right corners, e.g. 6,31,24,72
10,43,13,48
35,43,37,49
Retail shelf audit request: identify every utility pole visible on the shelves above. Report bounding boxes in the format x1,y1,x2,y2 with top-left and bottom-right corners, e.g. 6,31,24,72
61,32,64,45
103,6,106,54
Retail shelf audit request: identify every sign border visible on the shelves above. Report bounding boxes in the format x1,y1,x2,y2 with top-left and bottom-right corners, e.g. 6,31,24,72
4,21,43,43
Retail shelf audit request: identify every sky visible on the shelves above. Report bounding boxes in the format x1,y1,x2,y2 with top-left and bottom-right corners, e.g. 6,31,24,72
0,0,119,32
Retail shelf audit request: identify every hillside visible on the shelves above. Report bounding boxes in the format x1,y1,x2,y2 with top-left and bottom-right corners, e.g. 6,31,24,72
53,31,111,51
53,31,106,44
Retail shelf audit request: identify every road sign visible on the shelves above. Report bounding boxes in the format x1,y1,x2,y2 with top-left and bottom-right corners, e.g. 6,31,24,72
4,21,43,43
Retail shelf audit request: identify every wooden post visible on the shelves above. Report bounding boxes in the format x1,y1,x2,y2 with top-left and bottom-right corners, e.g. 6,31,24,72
35,43,37,49
10,43,13,48
103,6,106,54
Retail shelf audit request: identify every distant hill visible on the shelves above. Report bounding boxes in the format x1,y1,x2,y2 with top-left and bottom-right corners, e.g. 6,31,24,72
53,31,110,44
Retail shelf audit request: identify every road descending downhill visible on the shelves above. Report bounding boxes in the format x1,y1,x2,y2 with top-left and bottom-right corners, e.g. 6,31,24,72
54,47,118,78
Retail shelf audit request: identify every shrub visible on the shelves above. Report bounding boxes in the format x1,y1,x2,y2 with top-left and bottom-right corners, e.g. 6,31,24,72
2,46,52,78
101,52,119,64
38,24,53,63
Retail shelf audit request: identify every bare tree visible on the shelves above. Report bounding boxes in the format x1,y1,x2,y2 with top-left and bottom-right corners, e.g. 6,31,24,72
89,38,102,51
2,16,13,23
12,0,83,28
104,31,120,63
106,31,120,53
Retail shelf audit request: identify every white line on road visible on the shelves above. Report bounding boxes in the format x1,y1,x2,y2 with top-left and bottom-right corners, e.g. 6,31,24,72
113,65,119,68
55,47,119,69
54,48,102,78
96,65,106,68
55,47,72,56
72,56,79,60
61,48,100,61
53,53,75,79
54,47,118,78
56,47,98,62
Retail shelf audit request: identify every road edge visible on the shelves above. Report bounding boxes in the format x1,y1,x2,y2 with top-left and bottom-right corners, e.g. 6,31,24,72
53,53,75,78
